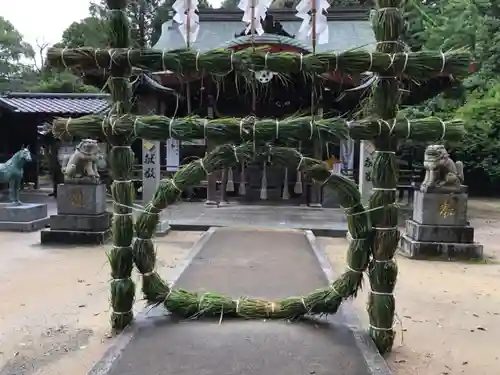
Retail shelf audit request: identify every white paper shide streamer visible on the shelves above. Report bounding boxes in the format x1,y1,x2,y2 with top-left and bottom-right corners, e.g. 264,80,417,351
238,0,272,36
295,0,330,44
173,0,200,45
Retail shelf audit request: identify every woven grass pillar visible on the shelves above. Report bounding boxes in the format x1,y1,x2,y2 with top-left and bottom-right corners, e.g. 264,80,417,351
105,0,136,331
366,0,404,353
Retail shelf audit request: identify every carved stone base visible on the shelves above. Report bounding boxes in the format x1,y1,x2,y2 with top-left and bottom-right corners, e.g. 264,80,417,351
413,191,468,226
49,212,112,232
57,183,107,215
63,177,100,185
0,203,49,232
308,203,323,208
405,220,475,243
156,220,171,236
399,234,483,260
41,229,111,245
322,188,341,208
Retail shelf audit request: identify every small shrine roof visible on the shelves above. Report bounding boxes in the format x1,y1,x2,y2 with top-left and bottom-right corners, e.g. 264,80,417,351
153,8,375,53
0,92,111,114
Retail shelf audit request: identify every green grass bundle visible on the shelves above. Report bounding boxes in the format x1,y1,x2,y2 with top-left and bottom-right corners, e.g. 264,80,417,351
365,0,406,354
126,145,373,323
52,114,465,146
110,278,135,328
46,47,471,78
372,79,400,120
108,177,135,330
367,256,398,351
372,0,405,49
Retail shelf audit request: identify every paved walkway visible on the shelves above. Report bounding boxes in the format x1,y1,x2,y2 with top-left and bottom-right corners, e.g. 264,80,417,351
12,192,348,236
93,228,387,375
164,203,347,236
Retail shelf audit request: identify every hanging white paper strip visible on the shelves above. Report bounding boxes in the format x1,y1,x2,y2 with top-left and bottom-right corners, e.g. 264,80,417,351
295,0,330,45
237,0,272,36
173,0,200,44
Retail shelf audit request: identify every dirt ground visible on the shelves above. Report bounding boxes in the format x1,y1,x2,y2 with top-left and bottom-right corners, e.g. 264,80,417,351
322,198,500,375
0,199,499,375
0,230,203,375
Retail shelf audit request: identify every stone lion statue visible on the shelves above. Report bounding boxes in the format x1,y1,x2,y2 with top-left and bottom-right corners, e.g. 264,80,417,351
420,144,464,193
62,139,101,184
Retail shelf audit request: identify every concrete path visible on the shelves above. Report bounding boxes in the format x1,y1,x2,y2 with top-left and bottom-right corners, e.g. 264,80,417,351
164,203,347,237
13,192,348,236
90,228,389,375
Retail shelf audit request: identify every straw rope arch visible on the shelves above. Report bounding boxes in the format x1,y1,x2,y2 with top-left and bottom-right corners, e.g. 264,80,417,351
131,143,373,319
47,0,472,355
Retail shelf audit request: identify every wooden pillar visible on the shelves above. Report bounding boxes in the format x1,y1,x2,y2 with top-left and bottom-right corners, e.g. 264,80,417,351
309,106,324,207
219,168,229,205
341,138,355,177
309,140,323,207
205,102,218,206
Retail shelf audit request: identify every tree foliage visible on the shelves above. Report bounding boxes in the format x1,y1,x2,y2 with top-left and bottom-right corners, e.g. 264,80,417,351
59,17,108,48
0,16,35,91
27,70,101,93
402,0,500,193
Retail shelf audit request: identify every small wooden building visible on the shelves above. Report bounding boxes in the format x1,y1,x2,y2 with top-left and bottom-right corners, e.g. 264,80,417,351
0,92,111,188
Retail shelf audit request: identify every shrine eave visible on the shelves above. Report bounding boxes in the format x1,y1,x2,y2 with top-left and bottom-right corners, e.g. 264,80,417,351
152,9,375,54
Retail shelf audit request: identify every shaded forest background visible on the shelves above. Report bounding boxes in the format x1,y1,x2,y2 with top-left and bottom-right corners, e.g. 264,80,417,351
1,0,500,194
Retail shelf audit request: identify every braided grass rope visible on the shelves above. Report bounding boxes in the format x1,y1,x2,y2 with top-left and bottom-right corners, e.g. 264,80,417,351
131,144,371,319
47,47,470,79
367,0,405,353
53,115,465,145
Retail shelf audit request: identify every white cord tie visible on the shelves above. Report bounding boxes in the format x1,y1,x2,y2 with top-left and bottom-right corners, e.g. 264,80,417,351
440,51,446,73
440,119,446,140
402,52,409,73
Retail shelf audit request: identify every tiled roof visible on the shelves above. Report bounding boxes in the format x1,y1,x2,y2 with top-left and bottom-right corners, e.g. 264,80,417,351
0,93,111,114
153,8,375,53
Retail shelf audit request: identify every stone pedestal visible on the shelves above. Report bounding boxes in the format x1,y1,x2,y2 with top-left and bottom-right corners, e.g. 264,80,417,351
41,184,111,245
322,188,341,208
399,190,483,260
0,203,49,232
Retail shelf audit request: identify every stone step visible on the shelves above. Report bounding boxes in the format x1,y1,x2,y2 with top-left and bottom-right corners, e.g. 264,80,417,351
49,212,112,232
40,229,111,245
405,219,475,243
399,234,483,260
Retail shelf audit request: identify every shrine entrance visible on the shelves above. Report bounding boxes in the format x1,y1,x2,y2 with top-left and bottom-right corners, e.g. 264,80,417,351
141,10,368,208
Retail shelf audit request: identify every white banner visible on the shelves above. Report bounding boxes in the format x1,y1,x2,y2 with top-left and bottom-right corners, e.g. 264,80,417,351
166,139,180,172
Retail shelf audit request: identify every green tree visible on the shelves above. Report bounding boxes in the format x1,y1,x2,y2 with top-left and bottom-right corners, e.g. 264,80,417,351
59,17,108,48
27,70,100,93
453,84,500,193
0,16,35,91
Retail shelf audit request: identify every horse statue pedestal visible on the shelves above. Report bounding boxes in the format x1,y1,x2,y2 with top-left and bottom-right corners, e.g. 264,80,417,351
41,183,112,245
0,203,50,232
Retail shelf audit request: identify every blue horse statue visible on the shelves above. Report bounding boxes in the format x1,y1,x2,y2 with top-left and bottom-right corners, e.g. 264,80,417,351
0,147,32,205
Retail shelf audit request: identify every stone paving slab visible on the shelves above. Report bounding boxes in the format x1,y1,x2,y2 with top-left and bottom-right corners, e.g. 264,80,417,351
93,228,388,375
163,203,348,237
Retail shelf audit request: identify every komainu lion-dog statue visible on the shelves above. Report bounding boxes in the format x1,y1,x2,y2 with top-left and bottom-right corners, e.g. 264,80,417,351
62,139,101,184
420,144,464,193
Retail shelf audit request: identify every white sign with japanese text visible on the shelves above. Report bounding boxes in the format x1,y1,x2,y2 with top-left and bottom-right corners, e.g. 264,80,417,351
142,140,160,203
166,138,180,172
